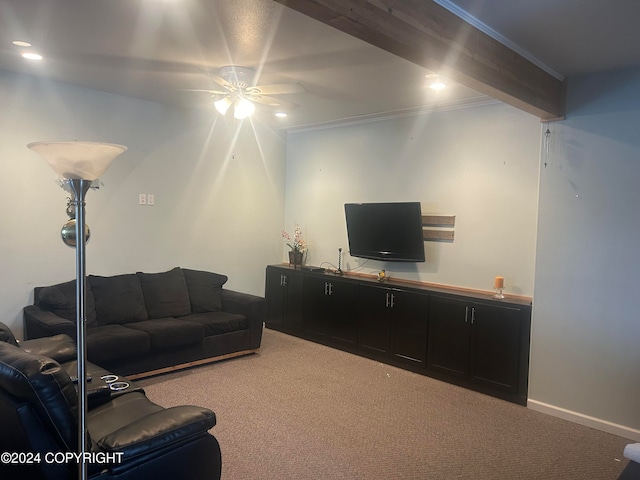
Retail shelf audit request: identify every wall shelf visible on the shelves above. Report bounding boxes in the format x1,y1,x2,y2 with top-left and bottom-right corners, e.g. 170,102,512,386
422,215,455,242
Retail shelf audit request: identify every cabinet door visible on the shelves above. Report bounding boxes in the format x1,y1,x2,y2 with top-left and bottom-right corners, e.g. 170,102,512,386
427,296,471,379
470,303,521,393
327,279,359,347
284,272,304,331
303,276,358,346
357,285,391,356
390,290,429,367
266,268,285,328
265,267,303,331
302,276,332,338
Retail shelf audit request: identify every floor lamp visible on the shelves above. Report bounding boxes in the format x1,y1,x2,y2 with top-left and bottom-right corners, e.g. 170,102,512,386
28,141,127,480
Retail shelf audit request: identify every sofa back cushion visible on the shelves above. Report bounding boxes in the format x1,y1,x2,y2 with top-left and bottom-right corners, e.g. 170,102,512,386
136,267,191,319
37,280,97,326
88,274,148,325
182,268,228,313
0,341,78,451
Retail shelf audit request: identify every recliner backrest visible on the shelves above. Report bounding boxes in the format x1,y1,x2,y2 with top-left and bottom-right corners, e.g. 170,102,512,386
0,322,19,346
0,341,78,451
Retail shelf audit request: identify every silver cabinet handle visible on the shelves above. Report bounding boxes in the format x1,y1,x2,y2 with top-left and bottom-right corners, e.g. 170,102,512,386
465,306,469,323
471,307,476,324
390,293,395,308
385,292,390,307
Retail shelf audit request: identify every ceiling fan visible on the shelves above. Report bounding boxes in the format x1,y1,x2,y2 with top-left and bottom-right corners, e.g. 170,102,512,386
188,65,305,119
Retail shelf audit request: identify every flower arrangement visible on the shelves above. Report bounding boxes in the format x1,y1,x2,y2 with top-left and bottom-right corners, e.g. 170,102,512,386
282,223,307,253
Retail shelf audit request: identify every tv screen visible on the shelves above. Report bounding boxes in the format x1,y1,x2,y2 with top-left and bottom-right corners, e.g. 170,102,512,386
344,202,425,262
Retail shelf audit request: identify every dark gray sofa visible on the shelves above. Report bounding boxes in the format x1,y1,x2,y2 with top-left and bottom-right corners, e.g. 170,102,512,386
23,267,264,378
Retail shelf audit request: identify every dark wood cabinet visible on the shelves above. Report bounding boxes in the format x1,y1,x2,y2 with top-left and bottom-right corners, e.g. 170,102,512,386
358,284,428,367
303,275,359,347
265,265,531,404
427,295,525,396
265,266,304,332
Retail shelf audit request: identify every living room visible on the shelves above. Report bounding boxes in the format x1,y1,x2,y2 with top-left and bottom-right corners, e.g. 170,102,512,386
0,0,639,476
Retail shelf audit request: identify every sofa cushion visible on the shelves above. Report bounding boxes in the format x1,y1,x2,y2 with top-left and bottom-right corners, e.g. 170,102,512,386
86,324,151,365
182,269,228,313
125,318,204,351
89,274,148,325
136,268,191,319
38,279,97,326
182,312,248,337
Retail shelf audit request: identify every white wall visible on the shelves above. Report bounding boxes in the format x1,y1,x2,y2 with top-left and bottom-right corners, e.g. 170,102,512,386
285,102,541,296
529,67,640,439
0,70,287,338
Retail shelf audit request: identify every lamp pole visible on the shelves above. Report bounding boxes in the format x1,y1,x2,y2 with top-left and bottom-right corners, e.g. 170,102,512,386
68,179,91,479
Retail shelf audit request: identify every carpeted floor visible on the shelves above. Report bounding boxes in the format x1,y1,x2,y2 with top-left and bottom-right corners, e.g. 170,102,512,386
138,328,631,479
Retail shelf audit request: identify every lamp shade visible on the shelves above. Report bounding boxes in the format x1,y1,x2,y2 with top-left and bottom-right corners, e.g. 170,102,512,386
214,97,232,115
28,141,127,180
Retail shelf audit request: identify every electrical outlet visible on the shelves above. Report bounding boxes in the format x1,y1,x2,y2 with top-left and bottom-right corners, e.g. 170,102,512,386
147,194,155,206
138,193,147,205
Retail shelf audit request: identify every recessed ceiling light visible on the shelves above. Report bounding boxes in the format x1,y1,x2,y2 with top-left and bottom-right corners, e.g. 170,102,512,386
21,52,43,61
12,40,32,47
425,73,447,90
274,112,287,118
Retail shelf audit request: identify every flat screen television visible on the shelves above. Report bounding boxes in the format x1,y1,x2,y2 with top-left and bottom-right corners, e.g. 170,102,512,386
344,202,425,262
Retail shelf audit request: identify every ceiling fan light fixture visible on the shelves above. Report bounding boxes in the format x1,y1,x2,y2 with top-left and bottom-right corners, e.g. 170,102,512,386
214,96,232,115
233,97,255,119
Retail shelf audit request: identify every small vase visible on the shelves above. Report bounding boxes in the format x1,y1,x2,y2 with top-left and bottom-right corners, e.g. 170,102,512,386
288,250,303,268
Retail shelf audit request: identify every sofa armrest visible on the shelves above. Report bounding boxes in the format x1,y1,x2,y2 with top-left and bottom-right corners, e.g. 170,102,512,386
96,406,216,460
20,334,77,363
220,290,266,327
23,305,76,340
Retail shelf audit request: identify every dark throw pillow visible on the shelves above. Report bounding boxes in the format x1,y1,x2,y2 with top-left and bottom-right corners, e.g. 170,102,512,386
136,267,191,319
38,279,97,326
88,274,148,325
182,268,228,313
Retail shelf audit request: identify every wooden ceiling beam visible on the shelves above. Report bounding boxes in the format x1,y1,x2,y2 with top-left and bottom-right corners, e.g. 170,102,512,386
275,0,565,120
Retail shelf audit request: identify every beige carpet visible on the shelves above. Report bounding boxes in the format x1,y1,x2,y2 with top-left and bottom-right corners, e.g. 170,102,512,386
138,328,631,480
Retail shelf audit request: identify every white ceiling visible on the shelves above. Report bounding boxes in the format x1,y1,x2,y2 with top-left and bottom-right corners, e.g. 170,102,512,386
1,0,639,129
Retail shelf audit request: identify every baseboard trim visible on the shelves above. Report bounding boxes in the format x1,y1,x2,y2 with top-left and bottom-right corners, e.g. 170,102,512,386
126,349,260,380
528,399,640,441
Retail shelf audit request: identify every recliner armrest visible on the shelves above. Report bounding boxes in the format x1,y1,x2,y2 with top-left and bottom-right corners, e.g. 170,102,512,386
96,406,216,459
21,334,77,364
23,305,76,340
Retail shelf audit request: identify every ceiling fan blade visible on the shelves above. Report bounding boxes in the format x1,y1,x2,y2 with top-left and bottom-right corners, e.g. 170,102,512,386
180,88,228,95
251,95,298,109
208,72,234,89
248,83,306,95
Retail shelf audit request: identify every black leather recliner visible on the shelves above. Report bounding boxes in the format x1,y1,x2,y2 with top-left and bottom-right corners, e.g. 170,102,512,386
0,322,222,480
